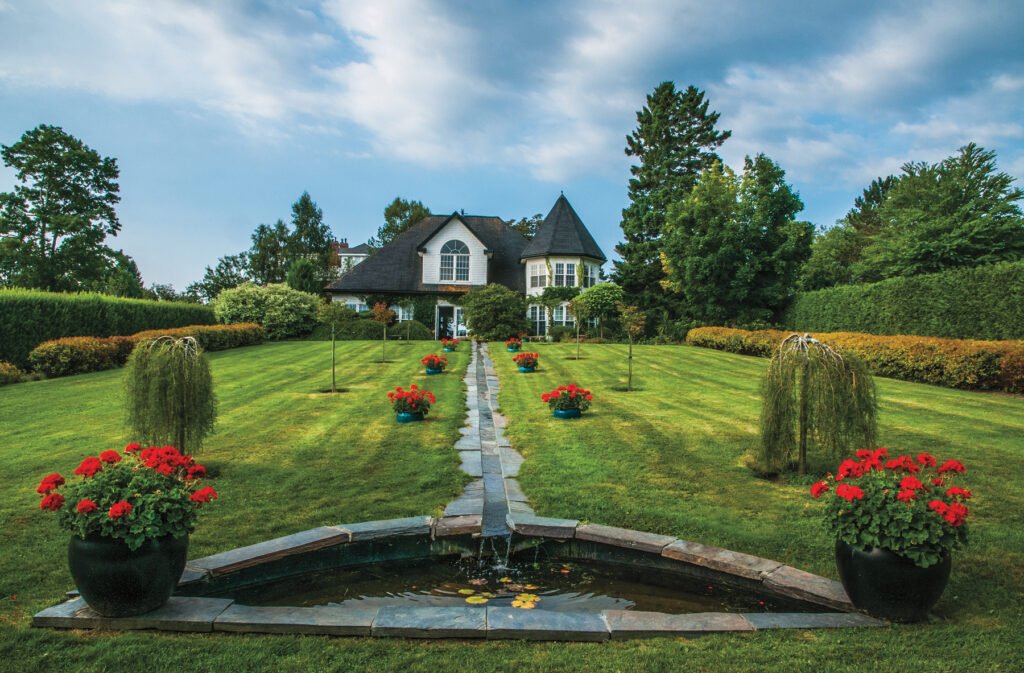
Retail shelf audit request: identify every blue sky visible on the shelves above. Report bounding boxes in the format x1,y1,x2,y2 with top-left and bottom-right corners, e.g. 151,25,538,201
1,0,1022,290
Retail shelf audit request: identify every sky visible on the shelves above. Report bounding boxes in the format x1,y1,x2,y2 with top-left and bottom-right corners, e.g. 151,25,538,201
1,0,1022,290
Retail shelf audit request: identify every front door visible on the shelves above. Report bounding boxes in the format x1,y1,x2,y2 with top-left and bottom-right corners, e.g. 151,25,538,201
437,306,455,339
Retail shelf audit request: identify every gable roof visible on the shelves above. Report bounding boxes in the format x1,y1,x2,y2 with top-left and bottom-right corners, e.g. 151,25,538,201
520,195,606,262
324,214,529,295
340,243,370,255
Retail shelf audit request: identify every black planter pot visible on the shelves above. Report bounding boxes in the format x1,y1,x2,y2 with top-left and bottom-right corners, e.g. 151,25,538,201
68,534,189,617
834,539,951,622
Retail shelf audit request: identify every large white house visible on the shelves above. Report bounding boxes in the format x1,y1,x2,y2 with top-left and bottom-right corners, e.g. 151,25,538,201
323,195,606,338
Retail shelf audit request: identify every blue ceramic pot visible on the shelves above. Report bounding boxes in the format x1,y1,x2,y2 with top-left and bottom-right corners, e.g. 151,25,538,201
425,367,443,375
553,408,581,419
442,347,455,352
507,346,520,352
396,412,425,423
518,366,536,373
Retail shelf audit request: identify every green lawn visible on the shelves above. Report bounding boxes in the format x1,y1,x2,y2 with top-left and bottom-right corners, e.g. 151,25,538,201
0,340,1021,672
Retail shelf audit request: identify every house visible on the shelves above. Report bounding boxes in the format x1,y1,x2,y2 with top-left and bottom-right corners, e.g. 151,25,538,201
323,195,606,338
329,239,371,280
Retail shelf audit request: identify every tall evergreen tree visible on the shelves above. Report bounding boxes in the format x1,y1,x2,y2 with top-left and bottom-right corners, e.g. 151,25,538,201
249,219,291,285
289,192,333,274
613,82,730,332
369,197,430,250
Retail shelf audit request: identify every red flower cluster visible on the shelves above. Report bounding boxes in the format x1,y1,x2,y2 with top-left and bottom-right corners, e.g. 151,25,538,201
36,473,65,494
540,384,593,412
189,486,218,504
513,352,539,368
441,338,459,349
421,354,448,369
40,493,65,511
506,337,522,347
929,500,969,527
938,459,966,475
99,450,122,464
138,445,205,479
76,499,98,514
73,457,103,478
810,481,829,498
835,484,865,501
388,384,437,414
108,501,133,519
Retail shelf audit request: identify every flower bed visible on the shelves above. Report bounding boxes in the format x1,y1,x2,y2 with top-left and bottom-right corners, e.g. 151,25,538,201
686,326,1024,392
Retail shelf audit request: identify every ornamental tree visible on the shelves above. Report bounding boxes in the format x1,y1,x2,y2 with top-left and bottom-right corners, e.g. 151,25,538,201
573,282,624,338
371,302,396,362
318,302,357,392
618,302,646,391
459,283,529,340
759,333,877,475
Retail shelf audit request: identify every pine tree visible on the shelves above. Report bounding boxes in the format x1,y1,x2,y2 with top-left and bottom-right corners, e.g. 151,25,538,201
613,82,730,333
288,192,333,275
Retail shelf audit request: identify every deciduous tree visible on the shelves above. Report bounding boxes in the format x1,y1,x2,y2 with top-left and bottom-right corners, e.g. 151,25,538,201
369,197,430,250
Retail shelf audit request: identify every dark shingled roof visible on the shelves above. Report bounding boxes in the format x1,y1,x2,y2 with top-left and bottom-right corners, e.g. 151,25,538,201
521,194,606,262
324,213,529,295
341,243,370,254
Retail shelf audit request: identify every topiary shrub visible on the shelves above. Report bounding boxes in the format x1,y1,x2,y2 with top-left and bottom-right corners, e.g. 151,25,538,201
125,336,217,454
212,283,318,339
28,336,136,378
0,360,23,384
460,284,529,340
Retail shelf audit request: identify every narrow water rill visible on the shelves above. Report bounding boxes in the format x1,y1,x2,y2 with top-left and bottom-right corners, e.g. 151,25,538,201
34,342,884,640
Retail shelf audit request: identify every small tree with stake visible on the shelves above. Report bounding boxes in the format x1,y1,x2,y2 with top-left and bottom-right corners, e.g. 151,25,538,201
567,296,590,360
617,302,646,391
125,336,217,454
318,302,356,392
759,333,877,476
371,302,396,363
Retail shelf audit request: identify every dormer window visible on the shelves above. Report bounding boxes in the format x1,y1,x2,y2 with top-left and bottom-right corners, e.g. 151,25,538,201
440,239,470,282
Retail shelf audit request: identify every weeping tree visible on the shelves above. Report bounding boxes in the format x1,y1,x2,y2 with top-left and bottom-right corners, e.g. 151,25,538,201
125,336,216,453
617,302,646,391
759,333,877,475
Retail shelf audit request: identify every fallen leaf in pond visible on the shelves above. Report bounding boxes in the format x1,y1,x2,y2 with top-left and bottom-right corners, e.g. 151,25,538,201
468,578,488,586
559,569,570,574
481,592,495,598
515,593,539,603
465,595,489,605
524,584,539,590
499,577,512,583
457,589,475,595
506,583,526,592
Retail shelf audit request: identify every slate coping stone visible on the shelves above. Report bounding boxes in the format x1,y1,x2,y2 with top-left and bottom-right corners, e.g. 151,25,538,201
604,610,753,638
662,540,783,580
372,606,487,638
444,498,483,517
486,608,608,641
433,514,483,537
505,514,578,539
177,565,210,587
576,524,675,554
509,501,535,515
215,604,378,636
190,526,352,575
743,612,885,630
762,565,853,611
33,596,233,632
503,479,530,503
342,516,433,542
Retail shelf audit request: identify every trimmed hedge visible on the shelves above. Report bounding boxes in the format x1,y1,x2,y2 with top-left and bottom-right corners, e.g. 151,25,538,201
0,289,214,368
686,326,1024,393
784,261,1024,340
308,319,434,341
28,323,263,378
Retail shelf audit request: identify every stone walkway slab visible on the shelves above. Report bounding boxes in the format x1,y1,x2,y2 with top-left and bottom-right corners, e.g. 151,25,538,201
372,606,487,638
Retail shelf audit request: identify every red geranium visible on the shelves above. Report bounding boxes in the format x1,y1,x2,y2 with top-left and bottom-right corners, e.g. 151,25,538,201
937,459,966,475
40,493,64,511
421,354,448,371
835,484,865,501
76,499,98,514
810,481,829,498
513,352,539,369
540,384,593,412
36,473,65,494
124,442,142,453
99,450,122,464
388,384,437,416
190,486,218,504
73,457,103,478
108,501,133,519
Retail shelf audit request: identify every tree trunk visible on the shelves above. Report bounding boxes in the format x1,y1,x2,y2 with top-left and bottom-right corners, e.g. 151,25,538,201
627,335,633,391
331,324,336,393
576,320,581,360
382,325,387,363
798,361,809,475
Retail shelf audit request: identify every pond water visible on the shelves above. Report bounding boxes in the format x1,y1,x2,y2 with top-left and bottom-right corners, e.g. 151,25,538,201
218,557,815,614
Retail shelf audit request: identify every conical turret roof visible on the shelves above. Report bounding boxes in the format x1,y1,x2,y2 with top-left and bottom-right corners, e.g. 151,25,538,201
520,194,606,261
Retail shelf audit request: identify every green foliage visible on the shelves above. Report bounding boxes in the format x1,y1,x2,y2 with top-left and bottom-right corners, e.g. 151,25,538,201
614,82,731,333
42,445,217,551
799,225,863,290
509,213,543,239
786,260,1024,340
548,325,575,342
28,335,136,377
661,156,812,324
309,318,433,341
369,197,430,250
285,257,322,294
459,283,529,340
186,253,252,303
248,219,290,285
212,283,318,339
758,334,877,475
574,282,624,327
125,337,217,453
288,192,334,272
0,288,214,367
0,124,122,291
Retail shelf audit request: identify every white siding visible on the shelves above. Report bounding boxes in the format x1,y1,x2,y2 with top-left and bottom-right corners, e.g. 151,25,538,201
330,294,369,312
521,255,604,297
421,218,489,286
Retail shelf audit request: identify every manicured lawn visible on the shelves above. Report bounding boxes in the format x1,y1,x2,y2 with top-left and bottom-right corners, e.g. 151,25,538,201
1,340,1021,672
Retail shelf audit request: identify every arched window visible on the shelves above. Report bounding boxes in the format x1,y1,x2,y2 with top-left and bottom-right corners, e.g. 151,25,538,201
440,240,470,281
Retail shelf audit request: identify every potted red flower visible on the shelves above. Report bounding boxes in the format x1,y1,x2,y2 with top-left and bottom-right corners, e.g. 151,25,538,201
541,384,593,419
513,352,539,372
389,384,436,422
506,337,522,352
810,448,971,622
36,444,218,617
421,354,448,374
441,338,459,352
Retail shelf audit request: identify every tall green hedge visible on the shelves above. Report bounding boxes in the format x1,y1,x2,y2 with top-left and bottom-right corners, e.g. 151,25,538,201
0,289,214,367
784,261,1024,340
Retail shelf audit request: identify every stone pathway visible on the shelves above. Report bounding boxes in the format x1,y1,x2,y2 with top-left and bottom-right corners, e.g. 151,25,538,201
445,341,532,537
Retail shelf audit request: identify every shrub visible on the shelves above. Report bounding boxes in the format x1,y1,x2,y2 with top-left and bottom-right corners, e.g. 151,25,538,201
212,283,318,340
312,319,433,341
26,324,263,378
687,326,1024,393
784,260,1024,340
548,326,575,342
0,288,214,368
460,284,529,340
0,360,24,384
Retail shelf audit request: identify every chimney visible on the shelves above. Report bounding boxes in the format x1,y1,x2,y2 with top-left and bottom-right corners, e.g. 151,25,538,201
339,238,349,249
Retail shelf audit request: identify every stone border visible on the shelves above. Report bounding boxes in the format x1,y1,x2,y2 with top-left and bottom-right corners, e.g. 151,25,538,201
34,597,882,639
